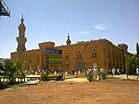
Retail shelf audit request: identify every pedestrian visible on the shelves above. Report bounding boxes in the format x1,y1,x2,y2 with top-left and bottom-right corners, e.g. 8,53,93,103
93,67,98,80
112,68,116,77
99,68,104,80
108,69,112,77
117,69,120,75
136,67,139,80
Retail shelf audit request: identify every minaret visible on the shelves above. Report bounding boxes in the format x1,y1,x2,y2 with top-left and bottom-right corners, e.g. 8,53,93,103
16,15,27,52
66,32,71,46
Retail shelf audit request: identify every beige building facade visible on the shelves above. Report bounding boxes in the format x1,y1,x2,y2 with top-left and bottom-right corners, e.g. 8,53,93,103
11,17,128,73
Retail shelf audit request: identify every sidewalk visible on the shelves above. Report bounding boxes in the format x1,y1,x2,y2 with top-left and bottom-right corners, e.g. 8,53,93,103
110,74,139,80
65,77,88,82
64,74,139,82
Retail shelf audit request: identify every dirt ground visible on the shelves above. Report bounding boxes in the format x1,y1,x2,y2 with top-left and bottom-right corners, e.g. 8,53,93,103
0,79,139,104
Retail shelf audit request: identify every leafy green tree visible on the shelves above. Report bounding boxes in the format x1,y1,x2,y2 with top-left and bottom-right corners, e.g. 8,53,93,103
0,63,3,69
127,43,139,75
4,59,26,84
0,63,4,75
127,55,139,75
136,43,139,58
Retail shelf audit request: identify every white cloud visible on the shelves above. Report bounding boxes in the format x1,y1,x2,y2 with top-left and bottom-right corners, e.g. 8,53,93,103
79,31,91,35
94,24,110,30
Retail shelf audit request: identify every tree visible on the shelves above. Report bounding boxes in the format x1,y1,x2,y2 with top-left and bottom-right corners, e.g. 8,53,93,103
127,55,139,75
0,63,4,75
4,59,26,84
136,43,139,58
126,43,139,75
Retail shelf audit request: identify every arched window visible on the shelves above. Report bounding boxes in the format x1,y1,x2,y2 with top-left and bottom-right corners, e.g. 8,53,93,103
77,51,81,59
92,49,97,58
65,52,69,60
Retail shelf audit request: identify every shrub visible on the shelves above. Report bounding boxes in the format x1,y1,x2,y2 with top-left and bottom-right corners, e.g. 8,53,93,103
0,82,8,89
87,72,94,82
56,75,64,81
100,73,107,80
41,72,49,81
56,76,61,81
9,78,17,85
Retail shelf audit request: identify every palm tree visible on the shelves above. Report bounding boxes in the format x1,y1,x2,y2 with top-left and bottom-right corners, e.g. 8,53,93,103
4,59,26,84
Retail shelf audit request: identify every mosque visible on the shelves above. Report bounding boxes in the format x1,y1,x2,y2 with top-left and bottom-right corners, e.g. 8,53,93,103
11,16,128,74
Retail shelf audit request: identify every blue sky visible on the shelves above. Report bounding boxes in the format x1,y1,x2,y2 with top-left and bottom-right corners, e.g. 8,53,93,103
0,0,139,58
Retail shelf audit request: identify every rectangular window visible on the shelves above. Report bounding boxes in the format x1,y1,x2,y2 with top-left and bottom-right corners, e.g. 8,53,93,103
77,54,81,59
92,52,97,58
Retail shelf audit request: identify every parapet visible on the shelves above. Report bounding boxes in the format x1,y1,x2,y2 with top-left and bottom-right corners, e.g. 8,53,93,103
118,44,128,53
39,41,55,49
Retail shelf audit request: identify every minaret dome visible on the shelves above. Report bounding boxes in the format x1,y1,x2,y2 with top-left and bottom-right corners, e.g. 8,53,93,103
66,32,71,45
